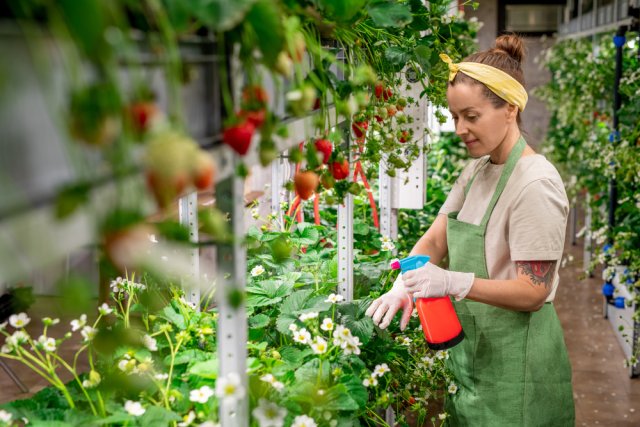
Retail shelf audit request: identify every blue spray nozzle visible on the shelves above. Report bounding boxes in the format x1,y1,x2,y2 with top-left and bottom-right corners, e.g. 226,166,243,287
390,255,431,273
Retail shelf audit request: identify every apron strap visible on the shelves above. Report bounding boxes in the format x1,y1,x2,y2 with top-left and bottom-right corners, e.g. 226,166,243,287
479,136,526,228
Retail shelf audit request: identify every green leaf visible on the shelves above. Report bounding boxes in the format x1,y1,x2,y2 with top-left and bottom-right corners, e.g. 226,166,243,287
414,45,433,73
339,301,374,344
188,358,218,379
275,313,297,334
323,383,360,411
383,46,409,72
249,313,271,329
59,0,106,60
295,358,331,384
341,374,369,407
279,289,314,315
246,0,284,67
353,222,370,236
192,0,259,32
155,220,191,243
367,1,413,28
55,182,91,219
139,406,182,426
292,225,321,246
317,0,367,23
167,349,209,366
246,280,294,307
278,346,309,367
158,305,186,330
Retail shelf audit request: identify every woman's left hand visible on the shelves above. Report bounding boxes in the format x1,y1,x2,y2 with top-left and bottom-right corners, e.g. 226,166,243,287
403,263,475,301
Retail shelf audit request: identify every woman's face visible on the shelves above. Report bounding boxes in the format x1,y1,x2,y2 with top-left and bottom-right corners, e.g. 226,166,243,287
446,82,517,161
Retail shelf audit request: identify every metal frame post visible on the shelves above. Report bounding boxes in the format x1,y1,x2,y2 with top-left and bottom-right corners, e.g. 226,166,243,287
216,163,248,427
178,192,200,308
338,193,354,301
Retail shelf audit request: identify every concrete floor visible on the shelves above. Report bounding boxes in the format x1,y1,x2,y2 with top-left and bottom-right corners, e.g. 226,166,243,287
0,232,638,425
555,236,640,426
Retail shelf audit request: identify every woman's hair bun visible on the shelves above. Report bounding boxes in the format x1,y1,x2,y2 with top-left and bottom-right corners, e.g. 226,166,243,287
494,34,525,64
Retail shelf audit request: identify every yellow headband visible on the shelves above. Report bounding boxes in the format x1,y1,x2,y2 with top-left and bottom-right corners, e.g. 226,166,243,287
439,53,528,112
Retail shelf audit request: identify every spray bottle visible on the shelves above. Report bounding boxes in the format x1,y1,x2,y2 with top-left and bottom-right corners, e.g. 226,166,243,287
390,255,464,350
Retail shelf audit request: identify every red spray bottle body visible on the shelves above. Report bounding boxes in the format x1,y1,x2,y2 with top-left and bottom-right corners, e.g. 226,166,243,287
391,255,465,350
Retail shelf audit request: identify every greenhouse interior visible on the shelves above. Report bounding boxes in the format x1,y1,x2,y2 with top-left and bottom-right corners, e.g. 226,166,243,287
0,0,638,426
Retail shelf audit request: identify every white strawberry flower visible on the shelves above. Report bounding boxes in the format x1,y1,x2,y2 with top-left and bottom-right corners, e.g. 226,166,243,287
110,277,126,293
70,314,87,332
38,335,57,352
292,328,311,345
310,337,328,354
260,373,275,384
98,303,113,316
400,336,412,346
6,330,28,347
154,373,169,381
271,381,285,391
143,334,158,351
81,326,97,342
291,415,317,427
215,372,246,405
436,350,449,360
252,398,287,427
324,293,344,303
362,375,378,387
320,318,334,331
0,410,12,423
381,241,395,251
299,312,318,322
251,265,265,277
421,356,434,368
373,363,390,377
9,313,30,328
190,385,215,403
341,335,362,356
448,383,458,394
178,410,196,427
439,413,447,420
288,323,299,332
124,400,145,416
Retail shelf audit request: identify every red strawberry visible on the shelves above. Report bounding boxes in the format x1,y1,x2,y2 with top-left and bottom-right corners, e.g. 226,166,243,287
398,130,410,143
294,171,319,200
383,87,392,101
128,101,159,134
352,121,369,138
330,160,349,180
374,81,384,99
223,120,255,155
239,109,266,128
408,397,416,405
191,151,215,190
242,85,268,107
314,139,333,164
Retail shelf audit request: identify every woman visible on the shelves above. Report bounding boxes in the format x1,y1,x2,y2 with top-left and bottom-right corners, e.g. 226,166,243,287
366,34,575,426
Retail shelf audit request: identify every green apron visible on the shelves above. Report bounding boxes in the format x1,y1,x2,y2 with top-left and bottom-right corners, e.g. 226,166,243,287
444,137,575,426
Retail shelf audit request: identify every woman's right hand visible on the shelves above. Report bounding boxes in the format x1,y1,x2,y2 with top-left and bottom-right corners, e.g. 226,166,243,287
365,276,414,331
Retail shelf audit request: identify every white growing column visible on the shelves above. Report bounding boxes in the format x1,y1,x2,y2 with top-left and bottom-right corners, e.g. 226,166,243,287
216,160,248,427
338,190,354,302
178,192,200,309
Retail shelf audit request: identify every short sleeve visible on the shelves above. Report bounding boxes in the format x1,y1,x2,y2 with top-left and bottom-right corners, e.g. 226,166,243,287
439,157,486,215
509,178,569,261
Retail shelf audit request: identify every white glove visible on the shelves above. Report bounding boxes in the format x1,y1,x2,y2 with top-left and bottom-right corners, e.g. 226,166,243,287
402,262,474,301
365,276,414,330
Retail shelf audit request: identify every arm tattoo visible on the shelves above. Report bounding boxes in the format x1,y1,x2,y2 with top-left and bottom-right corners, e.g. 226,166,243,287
516,261,557,289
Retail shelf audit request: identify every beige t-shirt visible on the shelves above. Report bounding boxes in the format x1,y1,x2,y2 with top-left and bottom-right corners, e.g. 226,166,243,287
439,154,569,301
